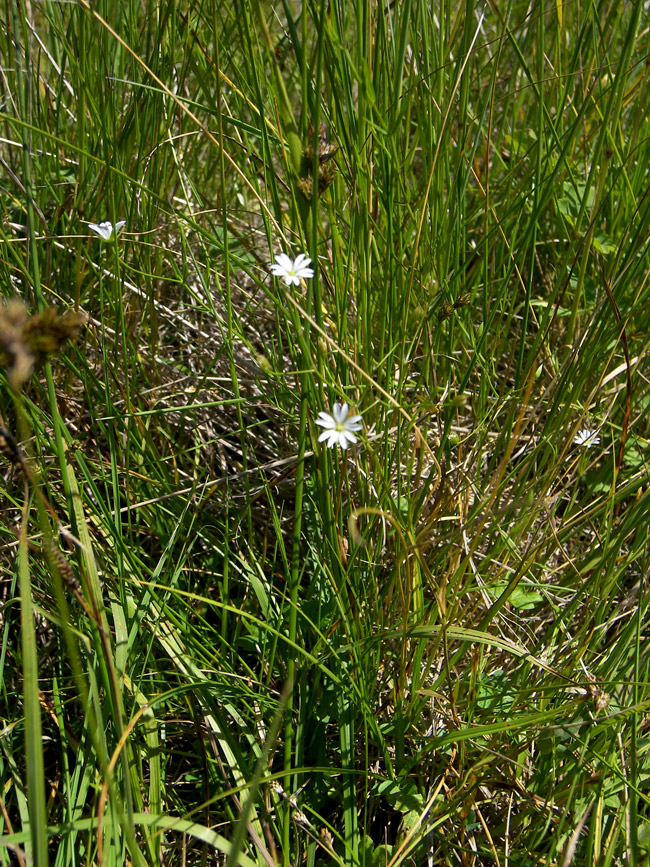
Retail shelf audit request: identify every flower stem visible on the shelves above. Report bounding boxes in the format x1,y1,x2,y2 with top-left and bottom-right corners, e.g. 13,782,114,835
283,391,308,865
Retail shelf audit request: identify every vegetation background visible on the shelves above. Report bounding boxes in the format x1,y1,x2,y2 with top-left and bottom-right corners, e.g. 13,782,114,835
1,0,650,864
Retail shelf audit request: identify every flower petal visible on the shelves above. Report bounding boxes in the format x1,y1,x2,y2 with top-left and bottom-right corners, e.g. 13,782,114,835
89,219,126,241
340,431,358,448
293,253,311,269
321,430,340,447
275,253,294,270
89,221,112,240
315,412,336,429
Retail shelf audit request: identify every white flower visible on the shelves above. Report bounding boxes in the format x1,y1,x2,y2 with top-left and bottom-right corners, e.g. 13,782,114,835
88,220,126,241
268,252,314,286
315,403,363,450
573,428,600,448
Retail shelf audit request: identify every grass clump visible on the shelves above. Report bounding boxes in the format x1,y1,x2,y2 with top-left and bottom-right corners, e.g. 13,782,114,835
1,0,650,864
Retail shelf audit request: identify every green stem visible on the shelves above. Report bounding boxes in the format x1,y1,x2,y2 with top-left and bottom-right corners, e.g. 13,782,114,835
283,393,308,865
18,494,49,866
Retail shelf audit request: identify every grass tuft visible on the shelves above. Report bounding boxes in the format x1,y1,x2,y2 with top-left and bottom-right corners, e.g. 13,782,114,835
1,0,650,864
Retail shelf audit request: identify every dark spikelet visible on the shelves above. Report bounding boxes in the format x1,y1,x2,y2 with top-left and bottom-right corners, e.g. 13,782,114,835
23,308,87,365
46,539,82,597
298,124,339,198
0,297,87,390
0,427,24,470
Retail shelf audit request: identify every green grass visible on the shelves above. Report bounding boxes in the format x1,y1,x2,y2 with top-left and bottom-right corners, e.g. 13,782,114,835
1,0,650,864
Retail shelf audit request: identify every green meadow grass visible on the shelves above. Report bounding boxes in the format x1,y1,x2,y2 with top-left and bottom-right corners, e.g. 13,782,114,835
1,0,650,864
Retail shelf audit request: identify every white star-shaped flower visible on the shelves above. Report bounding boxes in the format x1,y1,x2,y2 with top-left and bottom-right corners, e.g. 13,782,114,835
573,428,600,448
268,252,314,286
88,220,126,241
315,403,363,450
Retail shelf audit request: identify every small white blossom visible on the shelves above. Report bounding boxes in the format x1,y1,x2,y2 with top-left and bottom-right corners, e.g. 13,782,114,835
88,220,126,241
268,252,314,286
315,403,363,450
573,428,600,448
